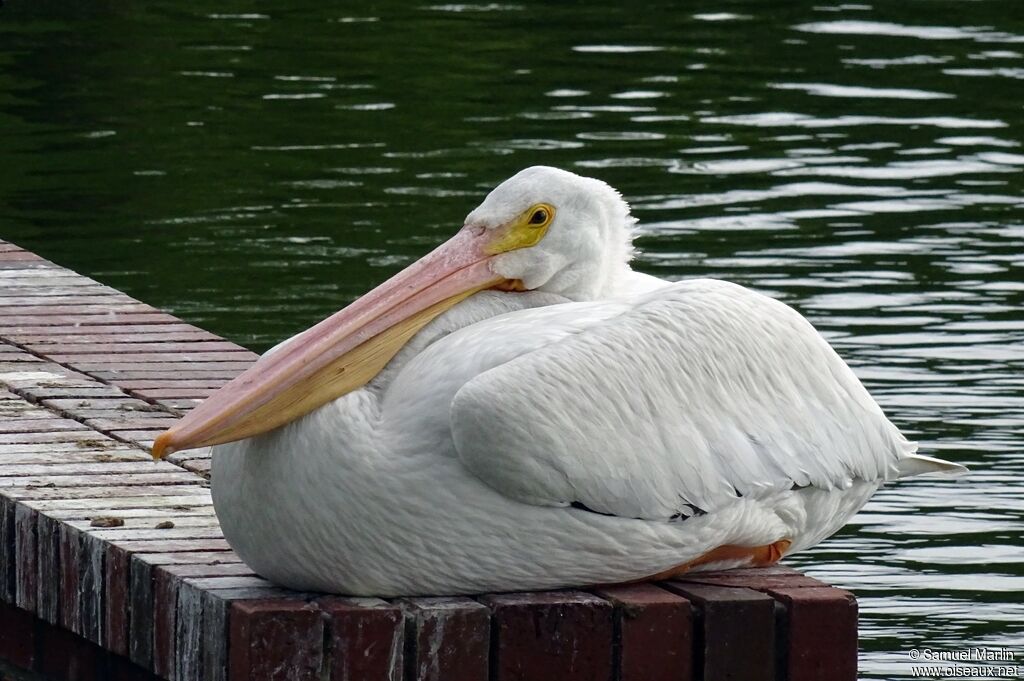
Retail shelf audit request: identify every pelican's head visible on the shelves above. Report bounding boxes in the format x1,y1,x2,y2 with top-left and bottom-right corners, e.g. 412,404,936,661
467,166,635,300
152,166,635,458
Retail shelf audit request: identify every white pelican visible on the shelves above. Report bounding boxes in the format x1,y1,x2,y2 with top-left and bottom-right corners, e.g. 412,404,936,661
153,166,965,596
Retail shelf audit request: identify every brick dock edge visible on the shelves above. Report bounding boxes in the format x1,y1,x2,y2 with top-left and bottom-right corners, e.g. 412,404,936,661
0,238,858,681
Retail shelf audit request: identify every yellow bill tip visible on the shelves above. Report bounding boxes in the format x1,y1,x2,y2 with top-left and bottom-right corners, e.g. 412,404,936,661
152,431,175,460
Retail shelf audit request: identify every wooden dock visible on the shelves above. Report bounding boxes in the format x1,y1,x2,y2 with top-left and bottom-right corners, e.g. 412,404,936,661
0,238,858,681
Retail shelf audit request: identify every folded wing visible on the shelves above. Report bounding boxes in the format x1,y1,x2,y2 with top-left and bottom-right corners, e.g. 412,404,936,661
450,279,917,520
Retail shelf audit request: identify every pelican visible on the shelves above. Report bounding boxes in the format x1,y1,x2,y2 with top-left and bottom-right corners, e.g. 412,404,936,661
153,166,965,596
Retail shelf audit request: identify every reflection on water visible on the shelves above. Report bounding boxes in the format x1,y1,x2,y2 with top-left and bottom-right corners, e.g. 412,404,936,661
1,1,1022,677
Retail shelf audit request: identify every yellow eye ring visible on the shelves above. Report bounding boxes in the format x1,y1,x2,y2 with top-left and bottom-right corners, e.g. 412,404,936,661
528,208,548,226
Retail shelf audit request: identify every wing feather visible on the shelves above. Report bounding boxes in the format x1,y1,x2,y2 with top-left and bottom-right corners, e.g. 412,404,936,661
450,279,910,520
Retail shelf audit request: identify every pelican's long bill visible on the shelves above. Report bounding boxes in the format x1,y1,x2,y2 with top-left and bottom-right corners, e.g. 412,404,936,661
152,225,514,459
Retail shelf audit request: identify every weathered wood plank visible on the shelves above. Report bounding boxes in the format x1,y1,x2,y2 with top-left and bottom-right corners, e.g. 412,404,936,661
767,586,858,681
481,591,613,681
664,582,776,681
0,495,14,603
593,584,693,681
228,599,324,681
0,323,210,337
47,351,255,364
26,341,244,355
0,313,182,326
399,597,490,681
13,504,37,612
318,597,405,681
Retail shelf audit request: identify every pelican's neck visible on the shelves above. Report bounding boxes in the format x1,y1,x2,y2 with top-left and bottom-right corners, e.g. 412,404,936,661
365,290,569,394
534,183,638,301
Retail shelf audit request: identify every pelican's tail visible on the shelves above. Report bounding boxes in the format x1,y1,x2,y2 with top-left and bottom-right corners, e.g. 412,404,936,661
897,453,969,478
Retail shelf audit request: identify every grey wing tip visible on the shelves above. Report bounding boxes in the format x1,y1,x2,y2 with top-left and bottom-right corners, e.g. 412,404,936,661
897,454,969,478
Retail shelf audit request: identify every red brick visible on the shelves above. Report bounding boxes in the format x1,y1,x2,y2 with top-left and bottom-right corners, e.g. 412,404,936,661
664,582,775,681
400,597,490,681
319,597,404,681
481,591,613,681
229,599,324,681
768,586,858,681
594,584,693,681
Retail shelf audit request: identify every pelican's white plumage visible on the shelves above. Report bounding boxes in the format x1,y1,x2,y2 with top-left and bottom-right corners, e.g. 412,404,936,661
159,166,964,596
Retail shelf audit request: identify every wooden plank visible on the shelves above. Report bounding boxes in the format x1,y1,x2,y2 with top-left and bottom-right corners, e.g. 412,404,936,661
130,388,221,400
23,493,213,512
43,396,167,412
0,285,119,296
85,416,181,431
21,385,135,400
0,295,140,307
0,251,44,262
89,370,242,381
0,472,205,489
47,505,216,522
399,597,490,681
14,504,37,612
0,431,124,445
12,331,221,344
59,522,83,634
767,586,857,681
0,495,13,602
318,597,405,681
481,591,613,681
111,379,233,390
0,403,61,420
0,323,213,337
228,599,324,681
37,510,61,624
5,485,212,502
47,351,255,364
0,313,182,326
686,566,829,590
67,513,223,531
0,450,153,466
76,361,253,374
0,261,53,271
664,582,776,681
593,584,693,681
26,340,244,354
199,586,302,681
0,418,89,434
106,544,132,657
1,303,156,316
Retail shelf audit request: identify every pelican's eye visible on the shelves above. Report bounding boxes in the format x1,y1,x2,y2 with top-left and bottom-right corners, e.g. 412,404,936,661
484,202,555,255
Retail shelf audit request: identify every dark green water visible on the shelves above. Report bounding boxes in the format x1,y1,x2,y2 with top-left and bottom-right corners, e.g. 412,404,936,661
2,2,1022,677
